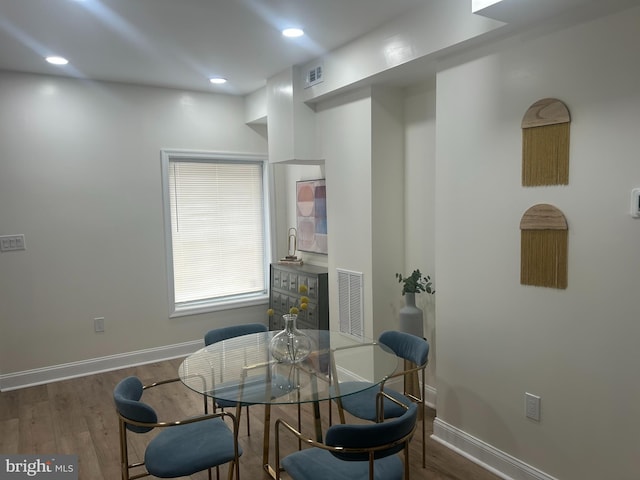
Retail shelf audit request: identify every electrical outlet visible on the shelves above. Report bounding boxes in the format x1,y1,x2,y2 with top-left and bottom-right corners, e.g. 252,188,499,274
94,317,105,333
525,392,541,421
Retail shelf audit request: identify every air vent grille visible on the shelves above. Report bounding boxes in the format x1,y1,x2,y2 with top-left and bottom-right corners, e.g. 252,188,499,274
337,268,364,338
304,64,324,88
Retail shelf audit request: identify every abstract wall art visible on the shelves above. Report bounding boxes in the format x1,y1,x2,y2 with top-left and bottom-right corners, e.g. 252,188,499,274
296,179,328,254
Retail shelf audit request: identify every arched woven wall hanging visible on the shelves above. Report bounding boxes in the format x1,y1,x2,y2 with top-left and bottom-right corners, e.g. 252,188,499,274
520,204,568,289
522,98,571,186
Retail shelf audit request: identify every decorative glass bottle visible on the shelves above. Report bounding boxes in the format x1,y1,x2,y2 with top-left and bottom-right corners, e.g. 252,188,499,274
269,314,312,364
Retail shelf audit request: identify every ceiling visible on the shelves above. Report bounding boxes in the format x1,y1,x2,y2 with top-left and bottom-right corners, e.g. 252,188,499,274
0,0,427,96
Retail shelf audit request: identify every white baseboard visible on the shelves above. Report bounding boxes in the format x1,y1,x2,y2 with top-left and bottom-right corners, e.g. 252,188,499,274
373,381,555,480
424,384,437,408
0,340,203,391
432,417,558,480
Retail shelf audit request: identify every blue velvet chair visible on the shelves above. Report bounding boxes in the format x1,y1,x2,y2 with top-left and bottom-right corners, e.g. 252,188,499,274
333,330,430,468
204,323,268,436
204,323,268,347
113,375,242,480
275,401,418,480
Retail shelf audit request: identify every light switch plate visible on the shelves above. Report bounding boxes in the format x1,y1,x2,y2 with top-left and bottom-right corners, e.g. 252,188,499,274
631,188,640,218
94,317,105,333
525,392,541,421
0,234,26,252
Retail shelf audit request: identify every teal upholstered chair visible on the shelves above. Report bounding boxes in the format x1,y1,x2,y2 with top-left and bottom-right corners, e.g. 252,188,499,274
275,401,418,480
113,376,242,480
204,323,268,436
204,323,268,347
333,330,430,468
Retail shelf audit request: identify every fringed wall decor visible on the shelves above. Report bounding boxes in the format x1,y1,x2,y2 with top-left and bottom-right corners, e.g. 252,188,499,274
520,204,568,289
522,98,571,186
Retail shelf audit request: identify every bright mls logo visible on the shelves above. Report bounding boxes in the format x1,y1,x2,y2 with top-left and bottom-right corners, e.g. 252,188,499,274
0,455,77,479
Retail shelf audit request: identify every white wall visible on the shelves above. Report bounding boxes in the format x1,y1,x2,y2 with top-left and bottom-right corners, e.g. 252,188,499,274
0,73,268,377
314,87,406,340
434,7,640,479
300,0,503,103
316,89,375,335
403,80,437,387
370,87,406,339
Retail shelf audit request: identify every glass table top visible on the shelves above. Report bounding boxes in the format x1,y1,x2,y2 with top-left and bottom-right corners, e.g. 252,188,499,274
178,330,399,405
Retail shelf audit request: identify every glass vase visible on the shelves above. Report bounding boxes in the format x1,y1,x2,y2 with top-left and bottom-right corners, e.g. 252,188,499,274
269,314,312,364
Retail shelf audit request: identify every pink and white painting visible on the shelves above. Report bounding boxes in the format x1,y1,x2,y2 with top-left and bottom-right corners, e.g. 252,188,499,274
296,179,328,254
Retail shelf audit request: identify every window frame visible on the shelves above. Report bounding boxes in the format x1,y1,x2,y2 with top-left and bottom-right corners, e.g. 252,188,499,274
160,149,272,318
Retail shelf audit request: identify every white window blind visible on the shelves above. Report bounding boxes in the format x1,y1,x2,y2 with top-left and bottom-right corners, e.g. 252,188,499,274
162,151,268,315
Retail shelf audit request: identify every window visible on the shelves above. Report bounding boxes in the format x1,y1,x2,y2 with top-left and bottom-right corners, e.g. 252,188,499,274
161,150,270,316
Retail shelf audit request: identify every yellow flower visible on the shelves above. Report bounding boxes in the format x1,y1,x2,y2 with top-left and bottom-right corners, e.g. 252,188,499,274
268,284,310,316
288,284,309,314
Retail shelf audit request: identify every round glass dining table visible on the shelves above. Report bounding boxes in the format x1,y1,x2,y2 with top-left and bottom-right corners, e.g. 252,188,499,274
178,329,399,477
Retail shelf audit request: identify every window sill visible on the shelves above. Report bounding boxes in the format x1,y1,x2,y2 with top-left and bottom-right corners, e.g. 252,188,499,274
170,293,269,318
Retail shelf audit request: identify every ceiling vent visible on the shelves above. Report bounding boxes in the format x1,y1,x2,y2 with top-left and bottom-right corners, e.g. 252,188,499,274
337,268,364,338
304,63,324,88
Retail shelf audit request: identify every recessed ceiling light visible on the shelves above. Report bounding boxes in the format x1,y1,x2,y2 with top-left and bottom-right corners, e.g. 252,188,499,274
46,56,69,65
282,28,304,38
209,77,227,85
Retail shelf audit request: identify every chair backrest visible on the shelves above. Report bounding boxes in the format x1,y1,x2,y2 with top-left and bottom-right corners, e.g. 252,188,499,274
204,323,268,346
325,402,418,461
113,376,158,433
379,330,429,367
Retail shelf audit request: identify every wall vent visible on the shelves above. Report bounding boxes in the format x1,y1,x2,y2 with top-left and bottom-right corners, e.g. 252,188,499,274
304,63,324,88
337,268,364,338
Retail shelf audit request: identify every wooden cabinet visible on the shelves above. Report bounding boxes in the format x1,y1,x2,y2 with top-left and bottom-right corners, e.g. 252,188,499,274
269,263,328,331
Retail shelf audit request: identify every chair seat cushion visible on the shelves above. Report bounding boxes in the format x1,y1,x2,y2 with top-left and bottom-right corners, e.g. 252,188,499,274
281,447,403,480
334,382,410,421
145,417,242,478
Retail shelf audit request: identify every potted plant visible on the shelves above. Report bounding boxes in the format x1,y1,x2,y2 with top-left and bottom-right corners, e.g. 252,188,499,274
395,269,434,337
395,269,434,295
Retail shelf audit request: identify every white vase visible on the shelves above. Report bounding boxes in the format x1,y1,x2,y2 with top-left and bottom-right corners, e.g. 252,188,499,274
399,292,424,338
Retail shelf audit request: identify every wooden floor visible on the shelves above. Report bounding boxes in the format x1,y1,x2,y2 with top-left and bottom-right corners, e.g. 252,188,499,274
0,358,501,480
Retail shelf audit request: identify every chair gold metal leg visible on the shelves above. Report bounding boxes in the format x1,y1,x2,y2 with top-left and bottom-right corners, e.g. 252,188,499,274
404,438,411,480
118,420,128,480
262,403,271,469
421,368,426,469
234,404,243,436
312,401,323,442
226,460,235,480
297,403,302,450
335,397,346,424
